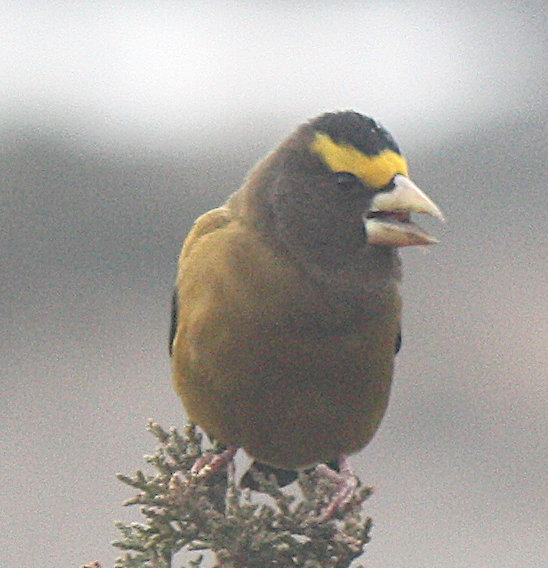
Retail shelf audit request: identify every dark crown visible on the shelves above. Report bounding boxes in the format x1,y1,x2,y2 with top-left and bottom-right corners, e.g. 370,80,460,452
310,111,400,156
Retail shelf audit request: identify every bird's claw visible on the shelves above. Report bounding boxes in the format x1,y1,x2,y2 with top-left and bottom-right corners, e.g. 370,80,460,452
190,445,238,479
315,455,359,522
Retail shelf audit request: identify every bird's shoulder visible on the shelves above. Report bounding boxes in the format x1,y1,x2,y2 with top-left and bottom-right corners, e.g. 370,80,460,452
179,205,233,262
177,204,300,311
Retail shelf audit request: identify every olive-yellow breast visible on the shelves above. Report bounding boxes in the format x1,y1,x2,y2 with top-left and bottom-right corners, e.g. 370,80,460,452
170,111,443,471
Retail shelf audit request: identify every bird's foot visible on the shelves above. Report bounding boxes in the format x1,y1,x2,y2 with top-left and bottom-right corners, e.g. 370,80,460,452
315,455,358,522
190,445,238,479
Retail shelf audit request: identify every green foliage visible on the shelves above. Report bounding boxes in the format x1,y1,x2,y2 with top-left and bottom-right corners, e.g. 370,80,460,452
112,421,372,568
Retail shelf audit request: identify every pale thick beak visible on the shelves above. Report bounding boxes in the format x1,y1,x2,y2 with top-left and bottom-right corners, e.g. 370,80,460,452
364,174,444,247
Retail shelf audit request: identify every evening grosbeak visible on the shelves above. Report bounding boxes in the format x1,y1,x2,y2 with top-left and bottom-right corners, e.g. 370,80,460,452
169,111,443,518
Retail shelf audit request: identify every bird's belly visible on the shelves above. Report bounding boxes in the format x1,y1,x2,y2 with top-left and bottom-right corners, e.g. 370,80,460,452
174,317,398,469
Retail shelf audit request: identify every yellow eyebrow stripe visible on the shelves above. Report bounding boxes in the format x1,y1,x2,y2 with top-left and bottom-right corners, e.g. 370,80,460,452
310,132,409,188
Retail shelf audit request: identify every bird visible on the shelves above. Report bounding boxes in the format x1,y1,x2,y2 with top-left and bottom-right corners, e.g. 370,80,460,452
169,110,443,519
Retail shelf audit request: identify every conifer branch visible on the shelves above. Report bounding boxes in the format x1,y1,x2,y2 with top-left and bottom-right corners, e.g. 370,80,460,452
108,421,372,567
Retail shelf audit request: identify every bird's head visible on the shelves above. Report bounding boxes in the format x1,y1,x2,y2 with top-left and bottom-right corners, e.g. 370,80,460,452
307,111,444,247
241,111,444,263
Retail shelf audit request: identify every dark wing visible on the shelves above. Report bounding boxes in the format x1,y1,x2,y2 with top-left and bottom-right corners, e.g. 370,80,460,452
395,328,402,354
241,458,340,490
169,288,178,357
241,461,299,490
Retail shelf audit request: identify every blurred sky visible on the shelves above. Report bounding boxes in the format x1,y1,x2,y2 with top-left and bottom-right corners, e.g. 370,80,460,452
2,1,545,146
1,2,546,568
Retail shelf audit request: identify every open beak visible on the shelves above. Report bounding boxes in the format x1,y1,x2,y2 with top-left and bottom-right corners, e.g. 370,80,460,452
364,174,445,247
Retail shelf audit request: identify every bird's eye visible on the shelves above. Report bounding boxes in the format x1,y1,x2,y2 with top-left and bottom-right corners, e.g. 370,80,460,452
334,171,358,187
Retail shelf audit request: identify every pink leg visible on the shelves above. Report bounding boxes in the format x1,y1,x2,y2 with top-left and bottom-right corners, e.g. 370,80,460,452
315,455,358,522
190,445,239,479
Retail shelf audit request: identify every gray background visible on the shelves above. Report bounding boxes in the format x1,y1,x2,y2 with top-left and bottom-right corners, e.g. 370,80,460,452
1,2,546,567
